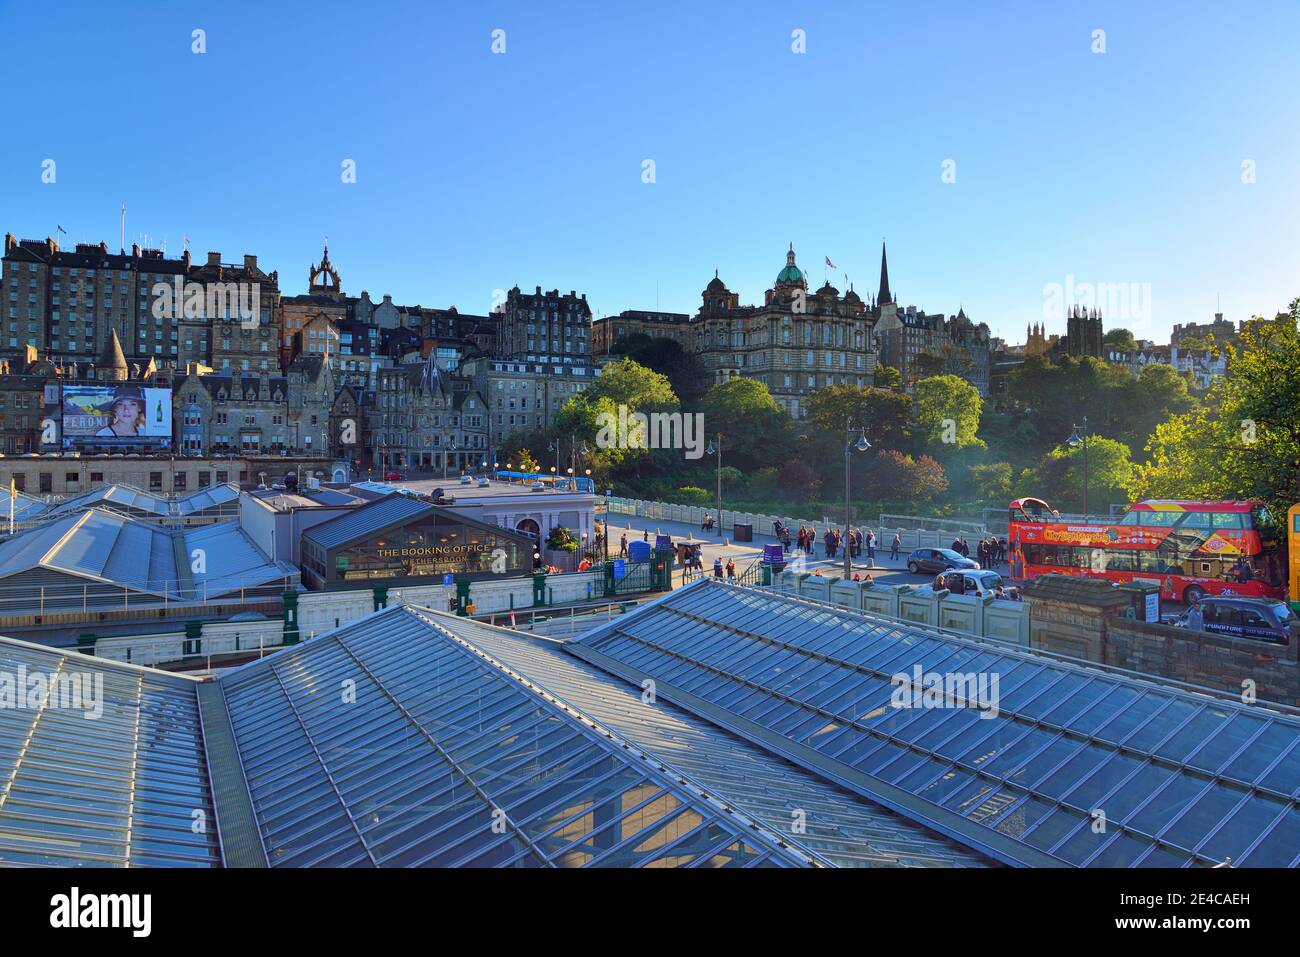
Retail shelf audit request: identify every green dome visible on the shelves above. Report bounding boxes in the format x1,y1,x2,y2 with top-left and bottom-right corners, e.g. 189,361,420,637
775,245,805,285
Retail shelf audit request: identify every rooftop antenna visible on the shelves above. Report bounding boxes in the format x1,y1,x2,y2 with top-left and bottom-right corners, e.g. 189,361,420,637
120,203,126,253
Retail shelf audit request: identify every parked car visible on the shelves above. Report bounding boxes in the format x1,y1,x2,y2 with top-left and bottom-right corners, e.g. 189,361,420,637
907,548,977,575
1171,596,1298,645
383,471,403,481
934,569,1005,595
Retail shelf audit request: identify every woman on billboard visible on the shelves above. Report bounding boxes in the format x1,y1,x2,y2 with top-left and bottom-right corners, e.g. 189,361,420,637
94,387,145,437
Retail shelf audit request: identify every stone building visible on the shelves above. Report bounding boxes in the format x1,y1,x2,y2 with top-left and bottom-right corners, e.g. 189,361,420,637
280,244,348,368
695,245,877,419
372,353,489,475
171,353,332,457
591,309,694,355
495,285,592,361
460,355,595,449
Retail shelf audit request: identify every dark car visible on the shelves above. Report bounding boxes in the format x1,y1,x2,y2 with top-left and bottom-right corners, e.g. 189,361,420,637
1174,596,1298,645
907,547,978,575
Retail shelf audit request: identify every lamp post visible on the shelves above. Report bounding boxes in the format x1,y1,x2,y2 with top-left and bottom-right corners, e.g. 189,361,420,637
442,441,457,482
604,486,612,562
843,416,872,579
1067,416,1090,517
705,433,724,538
548,439,561,479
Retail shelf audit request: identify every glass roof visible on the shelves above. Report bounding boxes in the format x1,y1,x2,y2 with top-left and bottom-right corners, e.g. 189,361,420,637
569,581,1300,868
0,638,219,867
217,605,806,867
442,614,989,867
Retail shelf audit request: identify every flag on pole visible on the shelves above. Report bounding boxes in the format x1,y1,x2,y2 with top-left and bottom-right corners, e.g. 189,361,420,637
825,256,838,269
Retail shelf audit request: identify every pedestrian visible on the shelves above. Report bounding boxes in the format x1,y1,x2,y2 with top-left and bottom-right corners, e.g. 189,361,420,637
713,557,724,578
725,558,736,580
1186,597,1205,630
997,537,1007,564
866,529,876,564
951,537,963,553
619,534,628,557
890,532,901,562
960,537,970,558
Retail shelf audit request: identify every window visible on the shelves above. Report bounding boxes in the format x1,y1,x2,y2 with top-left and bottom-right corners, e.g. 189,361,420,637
39,472,51,493
149,471,163,491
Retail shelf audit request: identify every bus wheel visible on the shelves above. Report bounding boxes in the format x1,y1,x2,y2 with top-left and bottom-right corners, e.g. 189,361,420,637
1183,585,1205,605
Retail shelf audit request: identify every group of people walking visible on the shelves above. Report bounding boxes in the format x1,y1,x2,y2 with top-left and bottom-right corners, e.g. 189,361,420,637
771,521,885,565
951,535,1008,569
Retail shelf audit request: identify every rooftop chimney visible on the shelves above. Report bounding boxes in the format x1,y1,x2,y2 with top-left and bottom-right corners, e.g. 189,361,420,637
243,254,257,271
207,251,221,266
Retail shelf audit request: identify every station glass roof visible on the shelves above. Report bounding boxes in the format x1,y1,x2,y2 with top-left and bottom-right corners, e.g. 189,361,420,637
568,581,1300,868
217,604,806,867
0,637,218,867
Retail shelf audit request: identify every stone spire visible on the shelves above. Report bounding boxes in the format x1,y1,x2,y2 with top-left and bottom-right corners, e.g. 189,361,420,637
98,328,129,382
877,241,892,305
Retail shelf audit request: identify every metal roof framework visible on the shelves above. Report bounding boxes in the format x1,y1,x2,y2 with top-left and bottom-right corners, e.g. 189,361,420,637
215,604,810,868
0,636,219,867
566,580,1300,868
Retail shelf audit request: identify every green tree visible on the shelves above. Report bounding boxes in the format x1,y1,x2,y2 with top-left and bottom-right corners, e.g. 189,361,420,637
874,364,903,390
1103,327,1137,352
1116,363,1197,454
1038,435,1135,512
805,384,913,451
1128,301,1300,524
609,334,710,405
585,357,678,411
699,377,793,470
914,374,986,451
968,462,1013,503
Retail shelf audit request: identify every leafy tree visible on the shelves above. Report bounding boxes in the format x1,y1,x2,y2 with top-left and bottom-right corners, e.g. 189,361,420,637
585,357,677,411
777,460,821,503
864,450,949,503
609,334,710,405
914,374,986,451
1037,435,1135,512
699,377,792,470
968,462,1013,503
1103,328,1138,352
1128,301,1300,525
873,364,903,390
805,384,913,451
1115,363,1196,453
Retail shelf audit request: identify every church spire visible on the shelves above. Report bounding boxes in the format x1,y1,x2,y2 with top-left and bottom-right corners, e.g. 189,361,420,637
877,241,892,305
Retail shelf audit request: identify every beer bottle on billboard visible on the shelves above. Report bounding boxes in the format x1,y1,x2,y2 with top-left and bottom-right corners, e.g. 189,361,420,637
155,399,163,423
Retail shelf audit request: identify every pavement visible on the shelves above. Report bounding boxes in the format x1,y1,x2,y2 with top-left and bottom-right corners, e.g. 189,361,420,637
599,511,1010,589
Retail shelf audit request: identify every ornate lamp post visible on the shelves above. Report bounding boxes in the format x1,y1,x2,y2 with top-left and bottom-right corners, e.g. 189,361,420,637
705,433,724,537
1067,416,1090,516
843,417,871,579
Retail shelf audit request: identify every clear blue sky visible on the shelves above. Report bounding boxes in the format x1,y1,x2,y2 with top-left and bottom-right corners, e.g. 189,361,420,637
2,0,1297,343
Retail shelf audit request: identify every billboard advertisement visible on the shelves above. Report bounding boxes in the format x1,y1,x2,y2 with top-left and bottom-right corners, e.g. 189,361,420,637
61,384,172,449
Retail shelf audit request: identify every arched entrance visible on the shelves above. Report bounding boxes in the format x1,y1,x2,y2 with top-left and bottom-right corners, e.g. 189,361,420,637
332,467,347,483
515,518,540,540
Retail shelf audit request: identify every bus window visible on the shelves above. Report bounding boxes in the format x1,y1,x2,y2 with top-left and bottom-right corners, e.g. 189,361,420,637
1178,512,1211,529
1211,512,1244,529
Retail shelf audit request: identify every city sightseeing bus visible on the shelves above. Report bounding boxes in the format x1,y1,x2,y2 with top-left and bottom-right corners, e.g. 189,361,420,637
1007,497,1287,604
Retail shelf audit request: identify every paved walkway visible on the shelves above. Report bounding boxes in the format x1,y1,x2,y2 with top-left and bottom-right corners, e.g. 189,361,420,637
600,512,932,588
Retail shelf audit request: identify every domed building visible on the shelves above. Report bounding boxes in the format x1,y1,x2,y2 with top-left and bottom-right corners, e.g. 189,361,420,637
695,244,877,419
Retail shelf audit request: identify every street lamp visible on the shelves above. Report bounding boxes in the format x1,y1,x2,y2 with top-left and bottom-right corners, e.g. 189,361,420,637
604,486,613,562
1067,415,1090,516
705,433,724,538
843,416,872,579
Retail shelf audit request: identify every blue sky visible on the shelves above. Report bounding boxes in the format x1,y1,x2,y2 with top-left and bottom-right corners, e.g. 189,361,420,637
2,0,1297,343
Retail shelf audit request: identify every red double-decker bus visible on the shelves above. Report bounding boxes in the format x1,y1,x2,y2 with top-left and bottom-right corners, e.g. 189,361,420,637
1007,497,1286,604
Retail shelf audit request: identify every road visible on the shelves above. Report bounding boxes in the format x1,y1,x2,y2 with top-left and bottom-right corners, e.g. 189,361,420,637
599,512,1011,589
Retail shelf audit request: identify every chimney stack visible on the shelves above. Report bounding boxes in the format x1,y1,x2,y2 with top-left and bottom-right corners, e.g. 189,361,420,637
207,251,221,266
243,254,257,271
